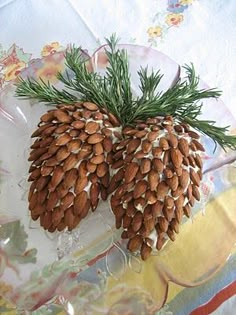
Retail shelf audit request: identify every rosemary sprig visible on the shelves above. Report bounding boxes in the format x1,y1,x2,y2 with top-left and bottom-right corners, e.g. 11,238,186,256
15,35,236,151
16,77,78,105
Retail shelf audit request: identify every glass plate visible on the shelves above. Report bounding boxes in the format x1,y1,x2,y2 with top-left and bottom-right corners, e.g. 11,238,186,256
0,45,236,314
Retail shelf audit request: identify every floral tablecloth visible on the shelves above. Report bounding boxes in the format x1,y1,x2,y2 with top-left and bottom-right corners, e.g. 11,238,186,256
0,0,235,314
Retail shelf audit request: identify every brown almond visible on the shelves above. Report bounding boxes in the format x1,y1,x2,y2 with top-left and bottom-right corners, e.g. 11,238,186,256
36,176,50,191
122,191,133,203
192,185,200,201
108,113,120,126
198,169,203,180
134,197,146,209
90,183,100,210
172,186,184,198
175,207,184,223
124,162,139,183
93,142,103,155
127,138,141,154
126,201,136,216
123,154,133,163
123,127,137,136
101,127,112,137
89,173,99,184
189,196,195,207
52,208,64,226
179,169,189,189
83,102,98,111
188,130,200,139
156,182,169,200
194,154,203,169
55,133,72,146
40,111,55,122
175,167,182,176
103,137,113,153
144,217,155,232
29,192,38,211
90,154,104,165
167,175,179,191
61,192,74,211
42,125,57,136
133,180,148,199
163,206,174,221
46,191,58,211
63,168,78,189
141,140,152,154
164,196,174,208
168,134,178,148
56,146,70,162
31,124,52,138
55,124,70,134
152,147,163,158
158,216,169,232
156,237,166,251
159,137,169,150
192,139,205,152
28,168,41,181
112,205,125,219
67,139,81,152
152,201,163,217
152,158,164,173
37,189,48,205
178,138,189,157
63,154,78,172
148,131,159,142
132,211,143,232
71,120,85,130
140,158,151,174
143,205,153,221
122,214,132,229
78,160,87,177
41,212,52,230
190,169,200,186
111,160,124,169
87,133,104,144
183,204,191,217
175,195,185,209
186,184,193,200
134,150,146,159
49,166,64,191
96,162,108,177
170,148,183,168
78,131,88,141
110,195,121,210
164,167,173,179
48,142,60,155
121,231,129,239
28,147,48,161
64,207,75,230
188,155,196,167
113,149,125,160
54,110,72,123
135,130,148,138
127,235,143,252
167,228,175,241
100,185,108,200
85,121,99,134
57,183,68,199
75,177,88,194
74,191,88,215
38,136,54,148
148,169,159,191
145,190,157,204
85,161,96,173
32,204,45,216
69,129,80,138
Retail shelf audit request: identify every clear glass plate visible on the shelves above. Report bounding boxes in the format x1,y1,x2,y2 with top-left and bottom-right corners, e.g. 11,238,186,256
0,45,236,314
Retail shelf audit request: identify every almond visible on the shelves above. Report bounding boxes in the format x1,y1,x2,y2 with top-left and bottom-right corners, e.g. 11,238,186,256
69,129,80,137
188,130,200,139
188,155,196,167
103,137,113,152
63,154,78,172
28,147,48,161
57,183,68,199
56,146,70,162
61,192,74,211
41,212,52,230
90,183,100,210
194,154,203,169
64,207,75,230
83,102,98,111
156,237,166,251
166,175,178,191
175,195,185,209
55,133,72,146
133,180,148,199
163,206,174,221
189,195,195,207
175,207,184,223
192,139,205,152
158,216,169,232
67,139,82,152
31,124,52,138
32,204,45,216
141,140,152,154
148,169,159,191
93,142,103,155
190,169,200,186
123,127,137,136
57,219,67,232
38,136,54,148
179,169,189,189
122,214,132,229
145,190,157,204
90,154,104,165
156,181,169,200
42,125,57,137
54,110,72,123
52,208,64,226
178,138,189,157
126,201,136,217
170,218,179,233
46,191,58,211
152,201,163,217
148,131,159,142
37,189,48,205
172,186,184,198
143,205,153,221
175,167,182,176
186,184,193,200
113,149,125,160
84,121,99,134
124,162,139,183
167,228,175,241
140,158,151,174
55,124,70,134
100,185,108,200
74,191,88,215
170,148,183,168
63,168,78,189
164,167,173,179
96,162,108,177
163,150,170,165
75,177,88,194
127,138,141,154
135,130,148,138
87,133,104,144
86,161,96,173
144,217,155,232
132,211,143,232
159,137,169,150
152,147,163,158
29,192,38,211
122,191,133,203
153,158,164,173
141,243,152,260
48,166,64,191
127,235,143,252
112,205,125,219
192,185,200,201
28,168,41,181
183,204,191,217
134,197,146,209
40,111,55,122
164,196,174,208
168,134,178,148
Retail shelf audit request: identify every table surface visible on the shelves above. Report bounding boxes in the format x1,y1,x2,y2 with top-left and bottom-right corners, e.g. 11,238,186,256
0,0,235,314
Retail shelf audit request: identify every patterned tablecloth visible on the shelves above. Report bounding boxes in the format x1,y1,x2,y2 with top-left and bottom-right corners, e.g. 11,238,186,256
0,0,235,314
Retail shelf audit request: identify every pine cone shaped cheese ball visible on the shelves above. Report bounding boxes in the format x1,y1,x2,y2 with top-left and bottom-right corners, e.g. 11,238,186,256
28,102,121,232
110,116,204,260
